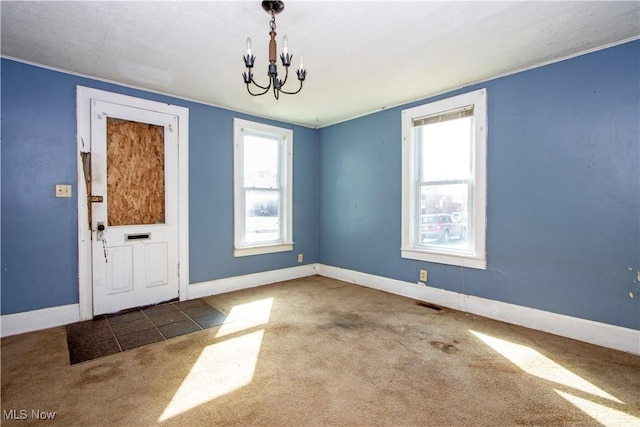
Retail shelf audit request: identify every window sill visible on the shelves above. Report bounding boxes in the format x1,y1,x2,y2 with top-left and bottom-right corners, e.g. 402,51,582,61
234,242,293,257
401,248,486,270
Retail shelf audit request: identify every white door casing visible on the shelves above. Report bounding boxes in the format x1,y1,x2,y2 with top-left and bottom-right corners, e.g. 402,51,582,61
77,87,189,320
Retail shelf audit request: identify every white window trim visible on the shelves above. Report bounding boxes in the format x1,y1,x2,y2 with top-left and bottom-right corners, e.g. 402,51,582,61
401,89,487,270
233,118,293,257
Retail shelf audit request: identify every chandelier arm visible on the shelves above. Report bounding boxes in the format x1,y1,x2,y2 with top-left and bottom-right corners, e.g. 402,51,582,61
249,77,271,91
246,83,271,96
278,80,303,95
279,65,289,88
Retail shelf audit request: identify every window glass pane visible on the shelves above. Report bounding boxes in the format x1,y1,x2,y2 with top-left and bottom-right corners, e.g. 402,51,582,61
419,117,473,182
244,134,279,188
419,184,471,251
245,190,280,243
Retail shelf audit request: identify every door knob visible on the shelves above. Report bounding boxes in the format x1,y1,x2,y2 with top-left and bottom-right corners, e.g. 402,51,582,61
97,223,105,231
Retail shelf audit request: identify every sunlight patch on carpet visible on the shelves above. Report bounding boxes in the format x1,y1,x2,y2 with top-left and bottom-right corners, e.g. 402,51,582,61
217,297,274,337
469,330,623,404
555,390,639,427
159,298,274,422
469,329,637,427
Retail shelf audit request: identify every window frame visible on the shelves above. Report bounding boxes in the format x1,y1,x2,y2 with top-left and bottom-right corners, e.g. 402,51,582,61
233,118,293,257
401,89,487,269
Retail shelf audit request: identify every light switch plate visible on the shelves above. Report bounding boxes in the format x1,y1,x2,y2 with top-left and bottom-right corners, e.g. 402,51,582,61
55,184,72,198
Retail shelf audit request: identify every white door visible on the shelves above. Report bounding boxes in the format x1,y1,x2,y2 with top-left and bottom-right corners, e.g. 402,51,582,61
91,100,179,315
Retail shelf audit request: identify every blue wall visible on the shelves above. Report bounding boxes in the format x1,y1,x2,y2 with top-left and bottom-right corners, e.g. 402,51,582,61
1,59,318,315
319,40,640,330
2,40,639,330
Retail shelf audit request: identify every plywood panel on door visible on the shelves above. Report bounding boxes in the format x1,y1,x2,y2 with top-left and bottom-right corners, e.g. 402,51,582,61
107,119,165,226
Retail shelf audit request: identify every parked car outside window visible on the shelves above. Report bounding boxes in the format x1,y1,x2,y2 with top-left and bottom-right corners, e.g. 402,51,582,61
420,214,466,244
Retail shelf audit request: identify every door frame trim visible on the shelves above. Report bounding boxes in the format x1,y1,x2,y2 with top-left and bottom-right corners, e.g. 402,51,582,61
76,86,189,321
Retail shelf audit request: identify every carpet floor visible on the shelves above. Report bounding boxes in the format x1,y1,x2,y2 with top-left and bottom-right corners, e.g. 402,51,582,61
1,276,639,426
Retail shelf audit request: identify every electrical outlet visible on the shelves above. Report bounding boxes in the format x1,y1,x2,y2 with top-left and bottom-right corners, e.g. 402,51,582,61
55,184,72,198
419,269,428,282
297,253,303,263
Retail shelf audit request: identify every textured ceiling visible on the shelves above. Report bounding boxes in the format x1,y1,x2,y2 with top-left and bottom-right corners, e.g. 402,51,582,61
2,1,639,127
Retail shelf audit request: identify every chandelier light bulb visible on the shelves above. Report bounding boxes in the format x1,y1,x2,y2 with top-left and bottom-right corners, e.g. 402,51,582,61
283,35,289,55
246,37,252,56
299,54,304,70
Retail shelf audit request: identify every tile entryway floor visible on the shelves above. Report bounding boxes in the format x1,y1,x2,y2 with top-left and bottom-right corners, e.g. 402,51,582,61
66,299,227,364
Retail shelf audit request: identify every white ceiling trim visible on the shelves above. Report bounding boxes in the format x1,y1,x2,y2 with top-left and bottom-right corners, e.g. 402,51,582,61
4,33,637,130
2,1,638,127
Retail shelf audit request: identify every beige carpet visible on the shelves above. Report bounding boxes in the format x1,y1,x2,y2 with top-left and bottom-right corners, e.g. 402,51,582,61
2,276,639,426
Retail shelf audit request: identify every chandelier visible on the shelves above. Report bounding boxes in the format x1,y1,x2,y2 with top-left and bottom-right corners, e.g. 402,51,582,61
242,1,306,99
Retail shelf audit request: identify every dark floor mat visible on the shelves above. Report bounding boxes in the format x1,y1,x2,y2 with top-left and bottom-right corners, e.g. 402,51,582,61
66,299,226,364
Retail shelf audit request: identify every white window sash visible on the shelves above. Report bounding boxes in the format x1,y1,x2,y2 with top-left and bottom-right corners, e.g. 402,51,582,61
401,89,487,270
233,118,293,257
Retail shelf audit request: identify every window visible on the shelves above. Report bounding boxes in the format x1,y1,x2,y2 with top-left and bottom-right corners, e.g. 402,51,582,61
233,118,293,257
401,89,487,269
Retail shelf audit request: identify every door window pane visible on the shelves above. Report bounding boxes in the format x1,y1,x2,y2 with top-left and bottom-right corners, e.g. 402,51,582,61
107,118,165,226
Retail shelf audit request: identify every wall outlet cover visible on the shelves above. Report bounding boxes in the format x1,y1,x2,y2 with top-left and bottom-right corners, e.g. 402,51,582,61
55,184,72,198
419,270,428,282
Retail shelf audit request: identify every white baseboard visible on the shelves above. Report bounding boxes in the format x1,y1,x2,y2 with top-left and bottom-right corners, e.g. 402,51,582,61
0,264,317,338
187,264,318,299
1,304,80,338
316,264,640,355
4,264,638,356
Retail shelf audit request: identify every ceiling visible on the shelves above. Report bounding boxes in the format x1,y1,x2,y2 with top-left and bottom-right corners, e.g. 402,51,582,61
2,1,639,128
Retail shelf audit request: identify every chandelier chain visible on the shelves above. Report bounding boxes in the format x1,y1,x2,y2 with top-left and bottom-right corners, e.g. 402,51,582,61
269,13,276,31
